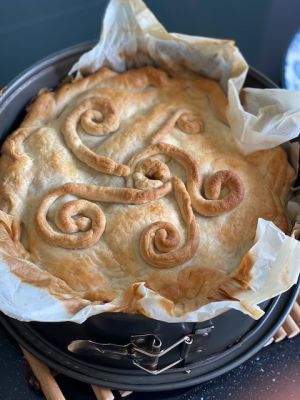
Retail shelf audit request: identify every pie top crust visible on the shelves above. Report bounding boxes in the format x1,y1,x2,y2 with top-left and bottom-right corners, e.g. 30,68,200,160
0,66,294,319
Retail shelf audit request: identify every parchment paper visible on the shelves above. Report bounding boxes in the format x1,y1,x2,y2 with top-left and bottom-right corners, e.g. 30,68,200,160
0,0,299,323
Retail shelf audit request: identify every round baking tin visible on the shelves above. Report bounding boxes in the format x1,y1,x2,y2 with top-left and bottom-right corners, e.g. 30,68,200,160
0,42,299,391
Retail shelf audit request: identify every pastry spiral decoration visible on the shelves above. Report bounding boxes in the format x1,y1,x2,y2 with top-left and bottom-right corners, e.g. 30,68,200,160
129,142,244,216
35,181,172,249
140,177,199,268
132,157,171,189
37,91,242,262
150,109,204,144
61,97,130,176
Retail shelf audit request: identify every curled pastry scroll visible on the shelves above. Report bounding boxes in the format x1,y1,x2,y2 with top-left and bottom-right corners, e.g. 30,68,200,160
35,182,172,249
150,109,204,144
61,97,130,176
140,177,199,268
129,142,244,216
133,157,171,189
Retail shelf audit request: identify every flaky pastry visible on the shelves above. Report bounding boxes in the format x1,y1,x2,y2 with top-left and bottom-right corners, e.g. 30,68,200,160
0,66,295,319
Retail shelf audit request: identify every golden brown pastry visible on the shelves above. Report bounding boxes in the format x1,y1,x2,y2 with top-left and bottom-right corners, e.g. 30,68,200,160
0,66,295,319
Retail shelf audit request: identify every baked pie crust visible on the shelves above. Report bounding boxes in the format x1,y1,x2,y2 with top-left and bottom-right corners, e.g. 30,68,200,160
0,66,294,318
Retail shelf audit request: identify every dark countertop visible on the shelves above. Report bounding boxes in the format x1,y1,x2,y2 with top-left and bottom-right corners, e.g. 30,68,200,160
0,1,300,398
0,322,299,400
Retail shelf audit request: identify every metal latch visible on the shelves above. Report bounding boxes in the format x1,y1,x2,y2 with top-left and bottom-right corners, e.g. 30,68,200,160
68,324,213,375
131,334,193,375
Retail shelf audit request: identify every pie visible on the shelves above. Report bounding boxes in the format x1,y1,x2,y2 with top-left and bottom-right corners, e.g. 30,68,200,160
0,66,295,320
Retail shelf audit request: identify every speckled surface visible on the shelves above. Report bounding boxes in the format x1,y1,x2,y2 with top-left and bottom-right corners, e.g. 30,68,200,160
0,322,299,400
0,324,40,400
136,337,299,400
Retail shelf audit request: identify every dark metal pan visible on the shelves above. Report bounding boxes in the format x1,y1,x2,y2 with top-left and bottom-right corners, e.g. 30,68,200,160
0,42,299,391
